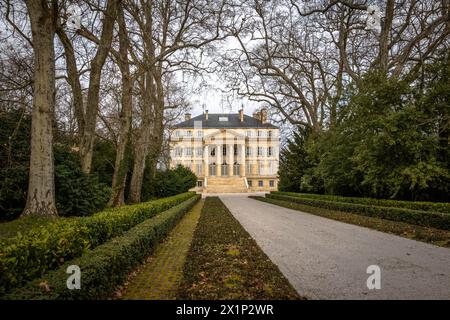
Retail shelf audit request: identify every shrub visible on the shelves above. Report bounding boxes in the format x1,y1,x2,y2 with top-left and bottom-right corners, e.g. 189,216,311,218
54,144,111,217
272,191,450,214
0,192,196,295
266,193,450,231
0,110,114,220
4,195,200,300
144,165,197,200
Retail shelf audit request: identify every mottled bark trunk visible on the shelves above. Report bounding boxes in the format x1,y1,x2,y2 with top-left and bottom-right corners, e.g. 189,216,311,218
147,71,165,180
79,0,118,173
56,27,84,136
109,6,132,207
378,0,395,72
128,71,154,204
22,0,57,217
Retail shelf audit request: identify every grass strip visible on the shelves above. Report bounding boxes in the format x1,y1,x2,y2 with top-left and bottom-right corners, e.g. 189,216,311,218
272,191,450,214
177,196,302,300
118,200,204,300
266,193,450,231
253,196,450,248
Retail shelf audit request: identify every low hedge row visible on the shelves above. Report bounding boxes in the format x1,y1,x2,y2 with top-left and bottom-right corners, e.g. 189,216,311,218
4,194,200,300
267,193,450,231
0,192,196,295
272,192,450,214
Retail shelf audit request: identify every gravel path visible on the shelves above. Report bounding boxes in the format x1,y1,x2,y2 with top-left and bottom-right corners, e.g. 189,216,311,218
219,195,450,300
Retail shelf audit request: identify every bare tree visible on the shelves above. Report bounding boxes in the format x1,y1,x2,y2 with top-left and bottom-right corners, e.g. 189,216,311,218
21,0,58,217
223,0,450,130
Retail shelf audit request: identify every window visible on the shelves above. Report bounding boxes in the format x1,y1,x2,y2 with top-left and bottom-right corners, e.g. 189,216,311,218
234,144,238,156
268,161,275,174
257,147,263,156
247,130,253,137
221,163,228,176
246,146,252,156
222,145,227,156
186,130,192,137
174,131,180,138
269,180,274,187
258,180,263,187
248,180,252,187
196,164,202,175
175,147,182,157
267,146,273,157
196,131,203,137
211,147,216,156
197,180,203,187
258,162,264,174
257,130,263,137
219,116,229,122
196,147,203,156
185,147,193,156
246,163,252,174
209,163,216,176
268,130,272,137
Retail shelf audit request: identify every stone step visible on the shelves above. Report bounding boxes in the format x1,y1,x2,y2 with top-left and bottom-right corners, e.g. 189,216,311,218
207,178,246,186
204,187,249,193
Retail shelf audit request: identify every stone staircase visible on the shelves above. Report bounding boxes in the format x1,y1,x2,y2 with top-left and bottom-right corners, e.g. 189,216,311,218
204,176,248,193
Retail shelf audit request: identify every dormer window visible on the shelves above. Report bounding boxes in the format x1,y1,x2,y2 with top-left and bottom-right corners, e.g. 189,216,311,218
219,116,228,122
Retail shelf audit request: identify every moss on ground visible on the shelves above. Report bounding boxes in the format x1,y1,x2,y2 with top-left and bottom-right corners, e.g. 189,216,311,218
177,196,302,300
253,196,450,248
116,200,204,300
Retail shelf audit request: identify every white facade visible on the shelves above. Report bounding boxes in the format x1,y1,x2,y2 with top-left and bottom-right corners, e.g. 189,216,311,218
169,113,280,193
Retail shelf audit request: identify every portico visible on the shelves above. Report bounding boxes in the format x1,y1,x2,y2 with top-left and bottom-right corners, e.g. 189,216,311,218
169,110,280,193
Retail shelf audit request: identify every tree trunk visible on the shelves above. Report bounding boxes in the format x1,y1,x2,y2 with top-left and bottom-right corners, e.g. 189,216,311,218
378,0,395,72
128,71,154,204
56,26,84,137
22,0,57,217
108,5,132,207
79,0,118,173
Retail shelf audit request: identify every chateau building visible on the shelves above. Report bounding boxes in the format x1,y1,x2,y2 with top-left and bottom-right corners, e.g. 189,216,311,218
169,108,280,193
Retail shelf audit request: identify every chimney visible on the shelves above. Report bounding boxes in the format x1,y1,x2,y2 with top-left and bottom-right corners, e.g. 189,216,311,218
239,108,244,122
185,113,191,121
205,109,209,120
260,108,267,124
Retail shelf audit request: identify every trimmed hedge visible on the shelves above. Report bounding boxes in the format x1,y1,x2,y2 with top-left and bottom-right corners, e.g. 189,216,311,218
4,194,200,300
267,193,450,231
272,192,450,214
0,192,196,295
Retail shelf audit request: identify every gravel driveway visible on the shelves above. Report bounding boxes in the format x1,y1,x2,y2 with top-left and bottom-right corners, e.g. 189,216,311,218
219,195,450,300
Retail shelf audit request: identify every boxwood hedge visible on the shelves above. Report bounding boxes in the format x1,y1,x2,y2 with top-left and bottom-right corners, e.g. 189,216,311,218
3,194,200,300
0,192,196,295
267,193,450,231
272,192,450,214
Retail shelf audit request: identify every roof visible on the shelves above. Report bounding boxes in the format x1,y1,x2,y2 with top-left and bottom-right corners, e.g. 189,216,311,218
172,113,278,129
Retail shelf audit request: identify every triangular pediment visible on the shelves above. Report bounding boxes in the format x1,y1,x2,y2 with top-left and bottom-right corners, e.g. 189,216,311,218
203,129,246,143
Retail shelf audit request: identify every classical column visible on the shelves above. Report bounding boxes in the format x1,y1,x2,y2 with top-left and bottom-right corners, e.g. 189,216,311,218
204,145,209,177
240,144,246,177
217,144,222,176
228,144,233,176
